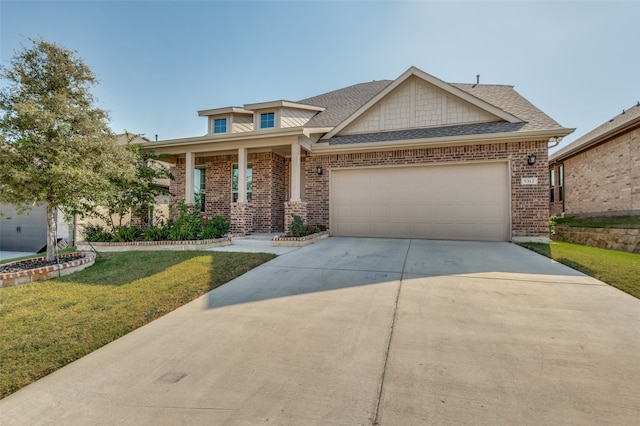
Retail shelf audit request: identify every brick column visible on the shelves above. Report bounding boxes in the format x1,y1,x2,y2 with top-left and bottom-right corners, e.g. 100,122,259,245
230,202,254,236
284,201,308,232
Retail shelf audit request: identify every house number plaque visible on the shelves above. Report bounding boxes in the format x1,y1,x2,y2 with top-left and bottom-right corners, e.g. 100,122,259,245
521,177,538,185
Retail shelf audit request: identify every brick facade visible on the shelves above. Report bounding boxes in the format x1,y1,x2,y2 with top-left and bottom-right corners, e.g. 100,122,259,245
305,140,550,239
171,152,288,233
550,126,640,216
284,201,308,232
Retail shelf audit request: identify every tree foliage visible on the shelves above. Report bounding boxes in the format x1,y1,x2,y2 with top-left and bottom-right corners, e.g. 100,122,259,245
79,131,174,232
0,38,136,260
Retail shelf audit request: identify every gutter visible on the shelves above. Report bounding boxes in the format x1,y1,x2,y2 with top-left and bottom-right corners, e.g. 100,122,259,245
310,128,575,155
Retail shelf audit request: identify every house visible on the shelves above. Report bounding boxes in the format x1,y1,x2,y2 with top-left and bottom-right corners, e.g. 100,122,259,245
550,103,640,217
0,203,72,252
143,66,573,242
0,134,171,251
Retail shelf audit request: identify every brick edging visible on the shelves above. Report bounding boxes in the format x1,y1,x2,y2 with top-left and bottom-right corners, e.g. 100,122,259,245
272,231,329,247
76,237,232,252
0,252,97,287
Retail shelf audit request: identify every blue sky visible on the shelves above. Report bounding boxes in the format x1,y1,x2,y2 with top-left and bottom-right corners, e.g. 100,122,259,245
1,0,639,153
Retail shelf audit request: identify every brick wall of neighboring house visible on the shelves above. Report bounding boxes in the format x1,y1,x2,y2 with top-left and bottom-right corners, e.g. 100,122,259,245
559,127,640,216
549,163,564,217
305,140,550,239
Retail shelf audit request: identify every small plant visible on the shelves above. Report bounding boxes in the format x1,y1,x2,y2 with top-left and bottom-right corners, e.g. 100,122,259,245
112,225,142,242
287,214,322,237
549,214,558,236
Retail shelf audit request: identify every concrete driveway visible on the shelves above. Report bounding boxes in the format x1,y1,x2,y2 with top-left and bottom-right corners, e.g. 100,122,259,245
1,238,639,425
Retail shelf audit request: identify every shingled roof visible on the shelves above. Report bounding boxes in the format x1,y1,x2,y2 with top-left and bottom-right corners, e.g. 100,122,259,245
296,74,568,145
298,80,392,128
550,102,640,162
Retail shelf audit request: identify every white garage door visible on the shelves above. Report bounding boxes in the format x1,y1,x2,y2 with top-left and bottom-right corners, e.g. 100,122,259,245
330,162,509,241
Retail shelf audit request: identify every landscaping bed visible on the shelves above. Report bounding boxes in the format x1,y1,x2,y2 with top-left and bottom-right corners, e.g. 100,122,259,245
0,252,96,288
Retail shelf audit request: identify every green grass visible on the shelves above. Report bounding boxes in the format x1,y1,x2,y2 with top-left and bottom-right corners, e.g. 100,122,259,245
555,215,640,229
0,250,275,399
519,241,640,298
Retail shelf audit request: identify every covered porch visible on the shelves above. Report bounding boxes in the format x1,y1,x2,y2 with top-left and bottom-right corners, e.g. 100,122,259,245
147,131,310,236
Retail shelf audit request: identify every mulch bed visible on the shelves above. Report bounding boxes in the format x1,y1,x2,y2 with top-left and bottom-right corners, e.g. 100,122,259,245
0,254,86,273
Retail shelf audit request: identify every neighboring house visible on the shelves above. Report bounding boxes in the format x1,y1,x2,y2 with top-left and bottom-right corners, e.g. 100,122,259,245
75,133,171,239
550,103,640,217
0,134,171,250
144,66,573,242
0,203,72,252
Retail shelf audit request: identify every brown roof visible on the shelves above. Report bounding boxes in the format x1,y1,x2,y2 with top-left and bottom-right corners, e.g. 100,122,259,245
298,80,392,128
299,78,568,139
550,102,640,162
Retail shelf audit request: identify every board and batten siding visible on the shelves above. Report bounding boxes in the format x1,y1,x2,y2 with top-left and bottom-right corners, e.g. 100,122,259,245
280,108,316,128
342,76,498,135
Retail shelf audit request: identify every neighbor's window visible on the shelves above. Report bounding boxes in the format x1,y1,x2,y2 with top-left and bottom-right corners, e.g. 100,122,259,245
549,169,555,203
214,118,227,134
260,112,275,129
194,166,206,212
558,164,564,202
232,163,253,202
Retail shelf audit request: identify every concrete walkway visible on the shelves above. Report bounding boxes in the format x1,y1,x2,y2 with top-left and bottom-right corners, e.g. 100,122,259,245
1,238,639,425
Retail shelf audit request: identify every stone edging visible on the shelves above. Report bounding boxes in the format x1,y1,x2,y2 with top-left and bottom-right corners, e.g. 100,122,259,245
553,226,639,254
0,252,97,288
76,236,232,252
272,231,329,247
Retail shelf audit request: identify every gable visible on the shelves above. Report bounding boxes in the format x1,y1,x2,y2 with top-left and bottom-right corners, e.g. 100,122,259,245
339,76,502,136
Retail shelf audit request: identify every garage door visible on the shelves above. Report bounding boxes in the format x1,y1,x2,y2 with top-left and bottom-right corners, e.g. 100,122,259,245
330,162,509,241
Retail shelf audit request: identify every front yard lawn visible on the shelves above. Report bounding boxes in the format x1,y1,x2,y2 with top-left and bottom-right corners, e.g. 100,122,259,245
0,250,275,399
519,241,640,299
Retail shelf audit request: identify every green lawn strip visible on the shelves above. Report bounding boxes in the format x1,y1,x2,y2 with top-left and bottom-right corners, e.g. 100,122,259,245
519,241,640,298
555,215,640,229
0,250,275,399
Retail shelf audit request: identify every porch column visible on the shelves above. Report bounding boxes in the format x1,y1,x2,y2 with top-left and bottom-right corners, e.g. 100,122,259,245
290,142,301,202
184,151,195,205
238,147,247,203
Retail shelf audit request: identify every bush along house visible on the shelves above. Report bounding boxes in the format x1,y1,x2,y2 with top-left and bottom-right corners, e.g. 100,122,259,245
143,66,574,242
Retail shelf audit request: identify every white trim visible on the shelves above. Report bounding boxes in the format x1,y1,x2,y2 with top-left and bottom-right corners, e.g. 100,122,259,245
198,107,251,116
311,128,575,155
244,100,325,112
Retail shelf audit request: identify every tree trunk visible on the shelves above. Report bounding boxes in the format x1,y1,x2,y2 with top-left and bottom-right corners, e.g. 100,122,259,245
46,202,56,262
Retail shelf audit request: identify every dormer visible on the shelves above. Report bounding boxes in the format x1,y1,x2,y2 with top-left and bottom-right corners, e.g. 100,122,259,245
243,101,325,131
197,107,253,135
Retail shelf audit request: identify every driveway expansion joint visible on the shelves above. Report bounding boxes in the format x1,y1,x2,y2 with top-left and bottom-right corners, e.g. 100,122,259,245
372,239,412,425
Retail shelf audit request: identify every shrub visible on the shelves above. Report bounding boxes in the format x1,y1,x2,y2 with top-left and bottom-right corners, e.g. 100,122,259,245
287,214,322,237
112,225,142,242
83,223,107,241
143,223,170,241
198,216,230,240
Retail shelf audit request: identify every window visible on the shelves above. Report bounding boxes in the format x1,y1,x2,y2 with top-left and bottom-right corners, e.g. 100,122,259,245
549,169,555,203
260,112,275,129
558,164,564,202
213,118,227,134
232,163,253,202
195,166,206,212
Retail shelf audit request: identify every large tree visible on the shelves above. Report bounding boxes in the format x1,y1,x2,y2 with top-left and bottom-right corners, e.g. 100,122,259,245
0,38,135,260
81,131,173,233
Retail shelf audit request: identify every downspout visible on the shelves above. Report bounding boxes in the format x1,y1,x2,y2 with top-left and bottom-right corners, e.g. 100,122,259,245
548,136,562,149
